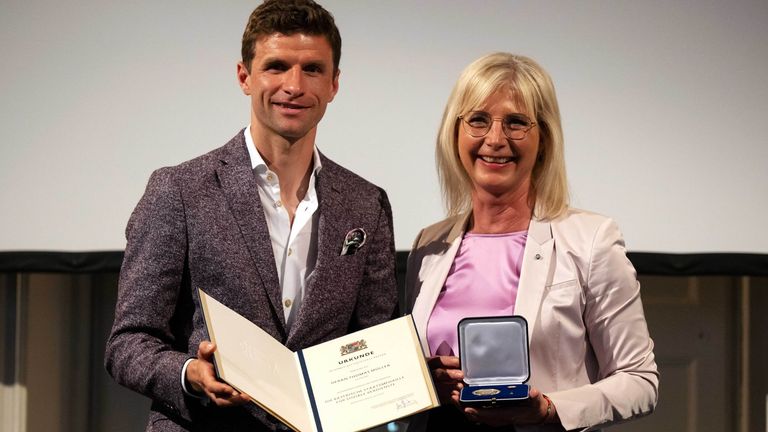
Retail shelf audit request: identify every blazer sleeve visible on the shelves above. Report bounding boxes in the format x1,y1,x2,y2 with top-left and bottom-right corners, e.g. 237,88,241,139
349,187,398,329
104,167,197,423
548,218,659,431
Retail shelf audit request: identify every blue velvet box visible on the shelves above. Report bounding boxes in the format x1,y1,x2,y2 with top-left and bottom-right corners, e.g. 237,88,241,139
458,316,530,407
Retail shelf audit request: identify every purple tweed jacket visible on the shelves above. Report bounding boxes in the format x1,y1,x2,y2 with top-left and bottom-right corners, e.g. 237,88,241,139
104,130,397,431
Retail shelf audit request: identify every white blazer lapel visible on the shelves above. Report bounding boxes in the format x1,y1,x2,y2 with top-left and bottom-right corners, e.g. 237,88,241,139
411,214,468,355
515,217,554,340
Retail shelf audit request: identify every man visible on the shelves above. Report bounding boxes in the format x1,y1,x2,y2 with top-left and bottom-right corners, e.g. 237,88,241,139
104,1,398,430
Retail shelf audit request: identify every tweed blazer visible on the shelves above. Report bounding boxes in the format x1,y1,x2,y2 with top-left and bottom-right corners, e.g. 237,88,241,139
405,209,658,432
105,130,397,431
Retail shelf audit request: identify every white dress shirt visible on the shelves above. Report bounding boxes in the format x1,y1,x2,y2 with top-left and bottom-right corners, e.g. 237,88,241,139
244,126,321,329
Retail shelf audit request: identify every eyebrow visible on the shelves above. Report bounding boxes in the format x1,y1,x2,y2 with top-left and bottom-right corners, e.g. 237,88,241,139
470,110,532,118
303,61,325,70
262,59,288,68
259,56,331,68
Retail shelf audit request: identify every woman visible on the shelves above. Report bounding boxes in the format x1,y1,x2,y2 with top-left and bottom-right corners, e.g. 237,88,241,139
405,53,658,431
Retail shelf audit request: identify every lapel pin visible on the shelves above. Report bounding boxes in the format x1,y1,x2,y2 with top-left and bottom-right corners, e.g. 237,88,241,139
341,228,367,256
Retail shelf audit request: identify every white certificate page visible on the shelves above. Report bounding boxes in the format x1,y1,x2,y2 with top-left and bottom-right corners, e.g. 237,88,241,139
300,316,438,432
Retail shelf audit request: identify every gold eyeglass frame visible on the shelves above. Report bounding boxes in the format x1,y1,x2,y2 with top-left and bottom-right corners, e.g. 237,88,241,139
458,111,537,140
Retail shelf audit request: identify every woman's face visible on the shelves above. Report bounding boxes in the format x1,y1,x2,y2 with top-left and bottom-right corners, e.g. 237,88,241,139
458,87,540,200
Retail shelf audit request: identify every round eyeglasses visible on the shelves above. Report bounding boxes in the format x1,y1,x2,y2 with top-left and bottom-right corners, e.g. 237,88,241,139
458,111,537,140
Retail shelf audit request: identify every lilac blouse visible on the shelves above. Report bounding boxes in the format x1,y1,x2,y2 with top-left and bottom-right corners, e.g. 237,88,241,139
427,231,527,356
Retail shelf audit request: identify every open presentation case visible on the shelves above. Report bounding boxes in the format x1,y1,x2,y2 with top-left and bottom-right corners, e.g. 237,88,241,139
458,315,530,407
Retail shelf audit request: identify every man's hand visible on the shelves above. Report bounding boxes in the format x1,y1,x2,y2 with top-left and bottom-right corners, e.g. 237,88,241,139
427,355,464,406
185,341,251,407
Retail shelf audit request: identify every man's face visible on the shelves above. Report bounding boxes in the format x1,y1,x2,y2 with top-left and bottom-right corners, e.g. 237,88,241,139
238,33,339,143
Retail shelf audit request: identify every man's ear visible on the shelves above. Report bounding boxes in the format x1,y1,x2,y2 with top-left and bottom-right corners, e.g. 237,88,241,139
237,62,251,95
329,68,340,102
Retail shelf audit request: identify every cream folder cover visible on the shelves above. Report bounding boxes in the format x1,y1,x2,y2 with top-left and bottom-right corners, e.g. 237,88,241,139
198,289,439,432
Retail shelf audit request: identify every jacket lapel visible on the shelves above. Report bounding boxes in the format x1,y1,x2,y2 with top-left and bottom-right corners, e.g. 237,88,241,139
284,156,347,346
411,213,469,355
514,217,554,340
312,165,346,271
216,135,285,335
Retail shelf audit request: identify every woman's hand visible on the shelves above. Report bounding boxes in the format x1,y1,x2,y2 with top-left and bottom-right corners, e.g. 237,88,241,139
185,341,251,407
427,355,464,406
462,386,557,427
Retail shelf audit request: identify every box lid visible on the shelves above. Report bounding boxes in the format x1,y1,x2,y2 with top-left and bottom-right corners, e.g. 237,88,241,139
458,315,530,386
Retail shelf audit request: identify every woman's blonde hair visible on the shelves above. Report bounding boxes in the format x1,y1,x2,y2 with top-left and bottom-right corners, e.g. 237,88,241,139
436,52,569,220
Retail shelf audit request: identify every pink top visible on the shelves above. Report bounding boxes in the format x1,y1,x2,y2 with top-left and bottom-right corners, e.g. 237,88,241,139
427,231,527,356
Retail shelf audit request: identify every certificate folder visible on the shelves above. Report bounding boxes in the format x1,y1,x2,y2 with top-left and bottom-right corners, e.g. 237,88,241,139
198,289,439,432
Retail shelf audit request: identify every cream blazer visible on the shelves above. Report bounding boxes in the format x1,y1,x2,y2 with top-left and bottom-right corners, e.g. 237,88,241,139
405,209,658,431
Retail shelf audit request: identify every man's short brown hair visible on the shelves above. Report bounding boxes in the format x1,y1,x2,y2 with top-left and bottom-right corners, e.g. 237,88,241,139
242,0,342,72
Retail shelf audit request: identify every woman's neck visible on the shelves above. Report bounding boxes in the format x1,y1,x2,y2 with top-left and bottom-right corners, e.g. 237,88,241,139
469,189,533,234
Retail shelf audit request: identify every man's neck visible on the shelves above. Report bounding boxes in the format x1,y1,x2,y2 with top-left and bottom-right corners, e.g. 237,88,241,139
251,128,316,225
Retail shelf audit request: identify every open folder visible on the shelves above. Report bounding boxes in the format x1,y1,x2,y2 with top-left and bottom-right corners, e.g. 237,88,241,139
198,289,439,432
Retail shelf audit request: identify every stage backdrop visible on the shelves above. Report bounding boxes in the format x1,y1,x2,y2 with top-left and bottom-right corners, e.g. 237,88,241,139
1,0,767,254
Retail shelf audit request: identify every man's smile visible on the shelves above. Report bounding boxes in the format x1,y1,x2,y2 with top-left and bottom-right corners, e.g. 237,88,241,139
273,101,309,109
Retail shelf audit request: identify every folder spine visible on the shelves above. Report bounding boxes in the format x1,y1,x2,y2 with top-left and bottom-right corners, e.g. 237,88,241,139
297,349,323,432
